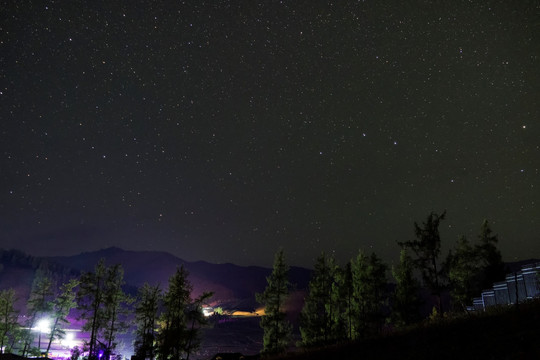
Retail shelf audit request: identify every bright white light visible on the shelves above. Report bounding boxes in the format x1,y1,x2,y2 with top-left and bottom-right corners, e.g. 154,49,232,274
36,318,51,334
61,332,76,349
202,307,214,317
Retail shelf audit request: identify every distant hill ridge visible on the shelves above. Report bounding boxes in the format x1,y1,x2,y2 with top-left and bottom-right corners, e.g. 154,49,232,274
0,247,311,310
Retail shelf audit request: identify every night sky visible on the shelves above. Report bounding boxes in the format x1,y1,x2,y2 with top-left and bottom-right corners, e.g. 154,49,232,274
1,1,539,268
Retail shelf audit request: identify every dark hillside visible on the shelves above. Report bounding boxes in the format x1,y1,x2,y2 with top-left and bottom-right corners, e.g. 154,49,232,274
272,300,540,360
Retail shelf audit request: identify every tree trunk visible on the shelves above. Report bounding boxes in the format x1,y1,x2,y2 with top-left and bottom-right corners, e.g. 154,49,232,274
46,317,60,354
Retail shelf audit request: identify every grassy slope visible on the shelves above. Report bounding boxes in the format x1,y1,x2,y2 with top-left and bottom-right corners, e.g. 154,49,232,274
272,300,540,360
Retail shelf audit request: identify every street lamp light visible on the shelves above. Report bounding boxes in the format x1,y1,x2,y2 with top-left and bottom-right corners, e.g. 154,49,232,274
61,332,76,349
36,318,51,354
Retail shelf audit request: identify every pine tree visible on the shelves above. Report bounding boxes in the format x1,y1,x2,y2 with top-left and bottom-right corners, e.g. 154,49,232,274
350,251,387,339
446,236,480,311
101,265,133,360
77,259,109,360
299,252,337,347
0,289,19,354
256,250,292,355
157,266,192,360
330,262,353,341
391,249,422,327
476,220,506,289
22,268,54,356
399,211,446,314
46,279,79,354
184,291,213,360
134,284,161,360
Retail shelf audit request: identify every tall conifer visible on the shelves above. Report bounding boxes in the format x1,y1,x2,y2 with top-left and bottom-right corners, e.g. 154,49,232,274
256,250,291,355
0,289,19,354
77,259,108,360
77,260,131,360
101,265,132,360
22,269,54,356
391,249,421,326
46,279,79,354
299,252,337,347
157,266,192,360
399,211,446,314
330,262,354,341
477,220,506,289
134,284,161,360
350,251,387,339
446,235,480,311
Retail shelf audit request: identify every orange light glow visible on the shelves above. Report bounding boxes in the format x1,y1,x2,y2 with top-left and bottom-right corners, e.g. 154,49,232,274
230,307,266,317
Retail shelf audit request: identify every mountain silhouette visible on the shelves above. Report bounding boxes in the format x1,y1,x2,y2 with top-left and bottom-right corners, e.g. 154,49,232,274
46,247,312,309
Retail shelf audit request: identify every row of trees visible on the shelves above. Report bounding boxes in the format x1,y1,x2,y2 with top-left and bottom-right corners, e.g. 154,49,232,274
257,212,507,354
400,212,506,314
0,269,79,357
0,259,211,360
0,211,509,357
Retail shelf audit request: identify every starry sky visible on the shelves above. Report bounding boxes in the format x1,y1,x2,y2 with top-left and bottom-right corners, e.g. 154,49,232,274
1,0,539,268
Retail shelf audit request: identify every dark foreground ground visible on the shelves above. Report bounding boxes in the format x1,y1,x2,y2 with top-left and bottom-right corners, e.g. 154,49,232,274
195,316,264,359
269,300,540,360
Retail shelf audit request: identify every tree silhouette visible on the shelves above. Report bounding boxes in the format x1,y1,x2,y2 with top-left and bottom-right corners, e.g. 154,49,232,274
134,283,161,360
351,251,387,338
46,279,79,354
256,249,292,355
77,259,108,360
77,260,130,360
399,211,446,314
445,235,480,311
330,261,354,341
22,268,54,356
101,264,132,360
299,252,338,347
391,249,422,327
157,266,192,360
476,220,506,289
0,289,19,354
184,291,213,360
